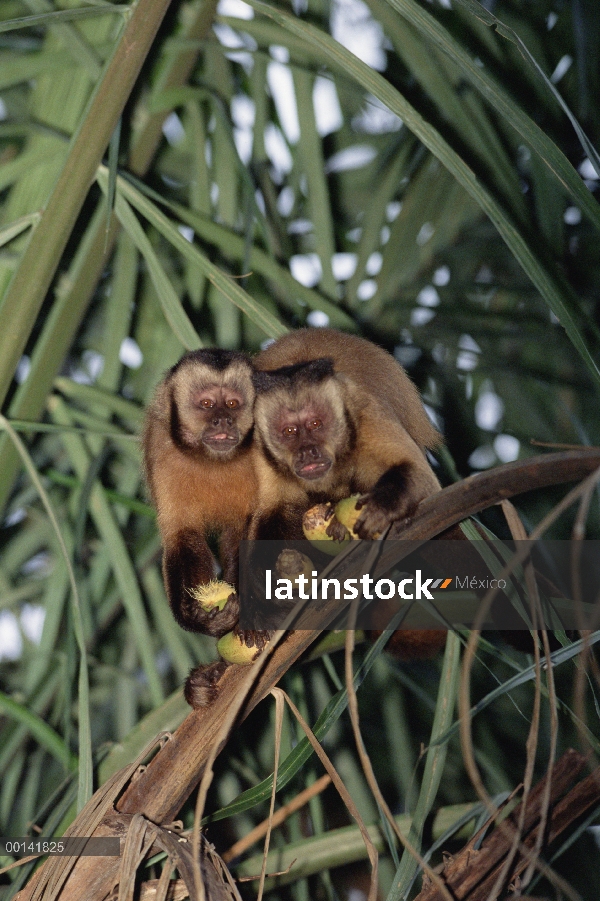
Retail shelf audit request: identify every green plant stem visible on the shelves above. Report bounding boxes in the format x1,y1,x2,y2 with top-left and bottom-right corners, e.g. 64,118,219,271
0,0,172,409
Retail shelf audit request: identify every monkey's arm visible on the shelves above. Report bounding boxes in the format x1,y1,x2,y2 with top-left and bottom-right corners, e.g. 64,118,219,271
163,528,240,637
352,417,440,538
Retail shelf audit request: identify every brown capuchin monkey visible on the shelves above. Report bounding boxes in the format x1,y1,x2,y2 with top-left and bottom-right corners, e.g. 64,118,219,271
251,328,442,540
247,329,446,658
143,348,259,706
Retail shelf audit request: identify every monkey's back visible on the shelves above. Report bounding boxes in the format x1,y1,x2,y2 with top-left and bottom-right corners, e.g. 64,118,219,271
255,328,440,451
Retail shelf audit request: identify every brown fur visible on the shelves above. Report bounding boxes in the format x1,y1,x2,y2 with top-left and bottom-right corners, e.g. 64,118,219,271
143,349,259,708
255,328,441,452
251,330,441,540
245,329,444,654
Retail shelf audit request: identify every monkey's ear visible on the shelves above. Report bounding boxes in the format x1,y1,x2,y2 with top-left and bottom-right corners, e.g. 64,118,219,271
253,357,335,393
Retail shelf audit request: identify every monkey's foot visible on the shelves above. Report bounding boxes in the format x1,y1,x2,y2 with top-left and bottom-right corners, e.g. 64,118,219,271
184,660,229,708
233,627,272,651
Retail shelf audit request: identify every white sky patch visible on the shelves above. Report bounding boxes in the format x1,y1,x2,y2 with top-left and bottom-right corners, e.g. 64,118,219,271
346,227,362,242
290,253,322,287
267,62,300,144
475,390,504,430
82,350,104,381
233,128,252,164
119,337,143,369
366,252,382,276
416,222,434,246
306,310,330,327
494,434,520,463
348,889,367,901
395,345,422,367
551,54,572,84
475,264,493,284
417,285,440,307
20,604,46,644
547,11,558,29
72,350,104,385
433,265,450,286
380,225,390,244
331,0,387,71
410,307,435,326
459,334,481,353
225,50,254,71
255,189,266,215
22,551,52,578
386,201,402,221
332,253,357,280
213,21,246,49
217,0,253,18
231,94,255,129
270,45,290,63
277,186,295,216
264,123,293,175
4,507,26,527
0,611,22,661
16,355,31,385
456,335,481,370
288,219,313,235
162,112,185,146
357,279,377,301
178,225,194,243
468,445,496,470
579,157,599,180
313,77,343,136
564,206,582,225
457,351,478,372
325,145,377,174
353,95,401,133
0,98,6,121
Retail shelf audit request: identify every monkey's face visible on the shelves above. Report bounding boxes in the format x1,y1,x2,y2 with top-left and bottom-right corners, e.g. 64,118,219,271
272,403,334,480
254,366,350,489
170,359,254,459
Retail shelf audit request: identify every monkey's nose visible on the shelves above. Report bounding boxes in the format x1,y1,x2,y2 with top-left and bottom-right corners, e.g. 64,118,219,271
212,414,233,427
301,445,320,460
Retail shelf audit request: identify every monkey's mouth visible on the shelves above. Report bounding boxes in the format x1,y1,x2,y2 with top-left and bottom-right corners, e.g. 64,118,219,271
296,460,332,480
203,433,239,451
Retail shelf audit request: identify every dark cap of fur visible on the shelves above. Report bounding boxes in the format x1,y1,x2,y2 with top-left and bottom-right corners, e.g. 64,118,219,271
170,348,251,376
252,358,335,394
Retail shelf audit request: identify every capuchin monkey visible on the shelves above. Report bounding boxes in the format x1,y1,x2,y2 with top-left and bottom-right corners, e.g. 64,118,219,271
235,329,444,654
143,349,259,705
251,328,442,541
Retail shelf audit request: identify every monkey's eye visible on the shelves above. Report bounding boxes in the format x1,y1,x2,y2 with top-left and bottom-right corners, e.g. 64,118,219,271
225,399,239,409
307,419,322,431
198,398,215,409
282,426,297,438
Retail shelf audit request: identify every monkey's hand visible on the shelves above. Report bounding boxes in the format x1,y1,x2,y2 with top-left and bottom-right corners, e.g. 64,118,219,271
325,516,351,542
353,463,430,538
176,587,240,638
232,626,272,651
184,659,229,708
207,591,241,633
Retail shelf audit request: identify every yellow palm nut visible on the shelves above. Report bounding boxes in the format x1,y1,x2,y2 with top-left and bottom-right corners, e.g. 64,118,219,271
217,631,262,665
190,580,234,612
334,495,362,538
276,549,314,582
302,503,348,555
